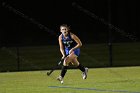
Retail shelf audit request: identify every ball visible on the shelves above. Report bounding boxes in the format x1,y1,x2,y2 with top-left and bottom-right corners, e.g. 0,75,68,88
61,81,63,84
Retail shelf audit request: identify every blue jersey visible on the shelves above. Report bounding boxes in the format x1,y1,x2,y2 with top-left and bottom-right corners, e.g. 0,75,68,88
62,33,80,56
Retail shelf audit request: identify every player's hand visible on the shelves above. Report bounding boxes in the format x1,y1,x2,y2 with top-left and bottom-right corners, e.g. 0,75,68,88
69,48,74,54
61,55,66,60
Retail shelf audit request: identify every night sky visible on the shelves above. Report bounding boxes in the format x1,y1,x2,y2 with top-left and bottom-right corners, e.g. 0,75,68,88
0,0,139,46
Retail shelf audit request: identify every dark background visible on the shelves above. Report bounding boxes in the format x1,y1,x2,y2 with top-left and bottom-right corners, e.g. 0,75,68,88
0,0,140,72
0,0,139,47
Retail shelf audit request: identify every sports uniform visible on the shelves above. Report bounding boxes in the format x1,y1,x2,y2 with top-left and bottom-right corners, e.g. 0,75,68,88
62,33,80,56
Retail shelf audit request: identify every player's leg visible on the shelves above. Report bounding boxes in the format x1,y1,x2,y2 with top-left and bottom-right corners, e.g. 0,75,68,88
71,49,88,79
71,57,88,79
57,52,78,81
57,56,72,83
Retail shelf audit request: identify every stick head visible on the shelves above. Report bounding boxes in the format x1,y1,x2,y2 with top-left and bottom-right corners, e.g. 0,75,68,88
47,72,50,76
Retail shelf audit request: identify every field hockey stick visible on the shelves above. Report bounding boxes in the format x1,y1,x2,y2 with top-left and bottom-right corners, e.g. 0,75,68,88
47,58,65,76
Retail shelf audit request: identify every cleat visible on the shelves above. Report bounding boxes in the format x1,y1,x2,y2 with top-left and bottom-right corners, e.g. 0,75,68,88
82,67,88,79
57,76,64,84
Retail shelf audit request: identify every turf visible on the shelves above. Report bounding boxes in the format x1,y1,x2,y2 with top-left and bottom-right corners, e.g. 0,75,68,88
0,66,140,93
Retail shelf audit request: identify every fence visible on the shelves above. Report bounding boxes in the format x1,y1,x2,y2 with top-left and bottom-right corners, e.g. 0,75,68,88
0,0,139,72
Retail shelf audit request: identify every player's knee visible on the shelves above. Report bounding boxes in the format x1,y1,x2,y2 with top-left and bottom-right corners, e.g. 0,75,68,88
63,62,68,66
73,61,79,66
63,58,70,66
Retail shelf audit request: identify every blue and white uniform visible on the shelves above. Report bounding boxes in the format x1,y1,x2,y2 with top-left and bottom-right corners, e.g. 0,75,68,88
62,33,80,56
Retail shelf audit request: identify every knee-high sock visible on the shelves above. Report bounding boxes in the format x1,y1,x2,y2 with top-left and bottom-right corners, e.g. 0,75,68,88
77,64,85,72
61,66,68,78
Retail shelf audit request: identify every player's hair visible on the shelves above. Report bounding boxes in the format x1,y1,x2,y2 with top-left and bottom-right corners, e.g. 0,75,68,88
60,24,71,31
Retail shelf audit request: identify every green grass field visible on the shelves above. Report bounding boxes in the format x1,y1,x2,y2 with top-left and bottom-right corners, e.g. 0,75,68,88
0,66,140,93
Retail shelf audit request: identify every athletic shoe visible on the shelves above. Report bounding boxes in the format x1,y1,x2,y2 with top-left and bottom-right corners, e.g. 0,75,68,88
57,76,64,84
82,67,88,79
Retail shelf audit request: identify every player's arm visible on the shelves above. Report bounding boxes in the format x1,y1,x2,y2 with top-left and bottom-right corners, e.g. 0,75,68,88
70,33,82,53
58,34,66,58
